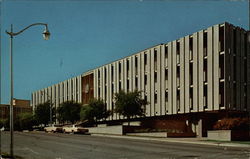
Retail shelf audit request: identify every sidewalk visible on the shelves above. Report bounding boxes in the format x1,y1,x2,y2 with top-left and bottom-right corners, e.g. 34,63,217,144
91,133,250,148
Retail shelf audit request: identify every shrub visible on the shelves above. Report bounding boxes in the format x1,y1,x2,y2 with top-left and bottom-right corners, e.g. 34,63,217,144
213,117,249,131
0,119,8,129
16,112,36,131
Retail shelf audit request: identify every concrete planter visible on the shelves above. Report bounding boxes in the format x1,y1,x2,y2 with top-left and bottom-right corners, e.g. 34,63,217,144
88,125,124,135
207,130,250,141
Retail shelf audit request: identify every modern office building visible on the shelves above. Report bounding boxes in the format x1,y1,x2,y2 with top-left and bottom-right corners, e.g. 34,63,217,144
31,22,250,136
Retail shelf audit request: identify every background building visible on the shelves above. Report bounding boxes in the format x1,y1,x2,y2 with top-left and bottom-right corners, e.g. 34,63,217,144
0,99,32,120
32,22,250,136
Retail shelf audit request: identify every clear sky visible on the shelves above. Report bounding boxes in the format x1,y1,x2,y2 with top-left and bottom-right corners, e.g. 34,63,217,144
0,0,249,104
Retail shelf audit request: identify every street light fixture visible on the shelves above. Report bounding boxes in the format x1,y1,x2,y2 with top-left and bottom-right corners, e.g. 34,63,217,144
5,23,50,158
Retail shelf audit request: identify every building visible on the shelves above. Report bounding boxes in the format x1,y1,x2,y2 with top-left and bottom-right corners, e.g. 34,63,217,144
31,22,250,136
0,99,32,120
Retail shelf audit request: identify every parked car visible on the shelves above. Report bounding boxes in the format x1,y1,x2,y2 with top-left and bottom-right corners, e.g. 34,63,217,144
62,124,88,134
44,124,63,133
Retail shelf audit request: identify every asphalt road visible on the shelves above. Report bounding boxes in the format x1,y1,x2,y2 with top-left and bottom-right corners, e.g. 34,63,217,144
1,131,250,159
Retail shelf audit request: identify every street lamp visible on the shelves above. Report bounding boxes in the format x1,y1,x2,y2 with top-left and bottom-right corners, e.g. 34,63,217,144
5,23,50,158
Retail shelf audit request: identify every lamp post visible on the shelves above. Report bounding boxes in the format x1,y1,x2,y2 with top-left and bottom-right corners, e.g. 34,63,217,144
6,23,50,158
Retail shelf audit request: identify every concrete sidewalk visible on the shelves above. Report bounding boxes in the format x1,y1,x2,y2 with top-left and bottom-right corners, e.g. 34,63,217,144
91,133,250,148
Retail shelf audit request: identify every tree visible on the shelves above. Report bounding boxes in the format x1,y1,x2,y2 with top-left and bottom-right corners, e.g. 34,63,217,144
57,101,81,124
16,112,36,130
213,117,250,131
34,101,51,126
80,98,110,124
0,119,8,129
114,90,148,125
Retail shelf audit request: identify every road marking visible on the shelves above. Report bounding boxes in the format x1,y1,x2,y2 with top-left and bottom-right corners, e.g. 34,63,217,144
16,147,40,155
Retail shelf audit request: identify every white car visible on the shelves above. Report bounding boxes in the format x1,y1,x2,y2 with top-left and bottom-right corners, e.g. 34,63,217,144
62,125,88,134
44,124,63,133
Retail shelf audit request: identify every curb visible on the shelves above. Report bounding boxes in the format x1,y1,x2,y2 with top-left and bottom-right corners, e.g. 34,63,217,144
91,134,250,148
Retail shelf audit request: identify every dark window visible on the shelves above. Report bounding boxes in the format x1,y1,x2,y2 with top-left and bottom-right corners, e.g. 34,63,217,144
204,59,208,82
165,69,168,80
177,66,180,78
135,77,138,89
165,46,168,59
204,32,208,56
127,59,129,71
135,56,138,68
144,75,147,85
165,92,168,102
154,49,157,61
111,65,114,81
119,81,122,90
145,95,148,102
219,83,224,107
219,54,225,79
154,94,157,104
219,26,225,52
189,63,193,85
144,53,147,65
127,80,129,90
154,72,157,83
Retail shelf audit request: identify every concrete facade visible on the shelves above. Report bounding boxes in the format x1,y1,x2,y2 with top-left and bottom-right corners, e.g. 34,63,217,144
31,22,250,122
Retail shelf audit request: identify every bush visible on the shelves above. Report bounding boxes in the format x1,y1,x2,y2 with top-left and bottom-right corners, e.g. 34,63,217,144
80,99,110,124
213,117,250,131
15,112,36,131
0,119,8,129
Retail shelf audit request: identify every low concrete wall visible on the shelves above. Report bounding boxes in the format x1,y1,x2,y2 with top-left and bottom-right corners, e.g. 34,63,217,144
127,132,167,137
127,132,196,138
88,125,123,135
208,130,250,141
208,130,231,141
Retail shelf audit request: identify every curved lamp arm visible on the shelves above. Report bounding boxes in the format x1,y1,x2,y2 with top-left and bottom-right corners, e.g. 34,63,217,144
6,23,50,40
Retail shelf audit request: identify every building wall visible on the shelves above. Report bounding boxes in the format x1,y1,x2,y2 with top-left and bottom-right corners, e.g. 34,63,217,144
31,22,250,121
224,23,250,111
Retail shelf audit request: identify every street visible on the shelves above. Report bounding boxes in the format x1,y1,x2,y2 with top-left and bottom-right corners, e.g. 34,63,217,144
1,131,250,159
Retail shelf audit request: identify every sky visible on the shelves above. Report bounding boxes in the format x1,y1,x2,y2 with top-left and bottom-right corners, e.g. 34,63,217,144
0,0,249,104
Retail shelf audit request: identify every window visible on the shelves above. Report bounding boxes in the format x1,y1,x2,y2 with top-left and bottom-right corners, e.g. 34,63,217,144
144,53,147,65
119,81,122,90
189,88,193,109
135,56,138,68
119,62,122,79
111,65,114,82
204,59,207,82
154,94,157,104
104,68,107,84
177,90,180,110
127,80,129,90
219,26,224,52
135,77,138,89
154,49,157,61
177,42,180,64
126,59,129,71
189,37,193,60
177,66,180,87
165,46,168,59
219,83,224,107
144,75,147,85
219,54,224,79
154,72,157,83
165,69,168,81
165,92,168,102
204,85,208,108
204,32,208,56
189,63,193,85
